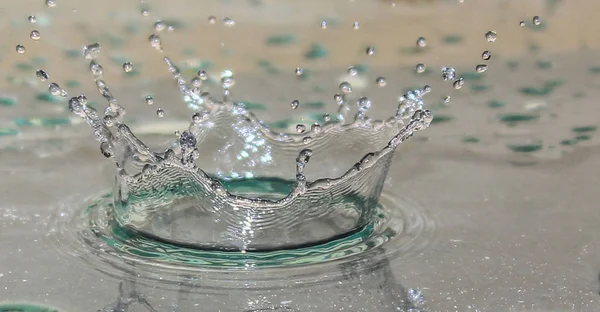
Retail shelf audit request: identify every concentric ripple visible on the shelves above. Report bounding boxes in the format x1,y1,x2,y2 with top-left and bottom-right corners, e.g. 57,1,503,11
48,191,434,287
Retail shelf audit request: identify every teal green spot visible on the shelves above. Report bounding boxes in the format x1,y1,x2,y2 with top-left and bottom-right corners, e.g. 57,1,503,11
304,44,328,60
507,60,519,70
0,303,59,312
312,85,326,93
163,19,187,29
560,139,577,146
572,126,596,133
221,48,233,57
0,128,19,136
461,72,483,81
124,69,141,77
125,22,140,34
64,49,80,58
192,60,215,71
240,101,267,111
16,63,33,71
297,69,312,81
519,80,562,96
508,143,543,153
30,57,46,65
269,119,293,129
0,97,17,107
35,93,61,103
257,59,279,74
65,80,81,88
546,0,563,13
304,101,326,109
487,100,506,108
265,34,297,46
527,22,547,31
352,64,369,74
109,55,129,65
462,136,480,143
536,60,553,69
87,101,99,108
101,33,126,48
575,135,591,141
42,118,70,127
400,46,426,55
589,66,600,74
430,115,453,124
498,114,538,123
14,118,33,127
528,42,541,52
183,48,196,56
442,34,463,44
470,84,491,93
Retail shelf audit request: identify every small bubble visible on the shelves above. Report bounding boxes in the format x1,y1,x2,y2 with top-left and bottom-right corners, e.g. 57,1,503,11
320,21,328,29
223,17,235,27
145,95,154,105
198,70,208,80
485,31,497,42
519,20,525,27
352,21,360,30
156,108,165,117
15,44,26,54
36,69,49,81
48,82,67,97
482,50,492,60
475,64,488,73
296,124,306,133
295,67,303,76
443,95,451,104
452,78,465,90
533,16,541,26
323,113,331,122
416,37,427,48
357,97,371,114
30,30,41,40
82,43,101,59
311,123,322,133
415,63,426,74
154,20,167,32
174,130,180,137
122,62,133,73
334,93,343,104
46,0,56,8
208,15,217,24
290,100,299,110
89,62,103,76
28,15,37,24
407,288,425,306
365,46,375,56
423,85,432,93
376,77,387,87
339,81,352,94
347,66,358,76
148,34,161,50
441,67,456,81
141,9,149,17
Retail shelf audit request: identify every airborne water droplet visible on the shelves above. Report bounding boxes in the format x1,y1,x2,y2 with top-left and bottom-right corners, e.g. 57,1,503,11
15,45,26,54
533,16,541,26
295,67,303,76
223,17,235,27
122,62,133,73
48,82,67,97
28,15,37,24
154,20,167,32
36,69,49,81
485,30,497,42
46,0,56,8
519,20,525,27
482,50,492,61
156,108,165,117
475,64,488,73
296,124,306,133
444,95,451,104
290,100,299,110
145,95,154,105
82,43,101,59
30,30,41,40
376,77,387,87
198,70,208,80
208,16,217,24
148,34,162,50
416,37,427,48
141,9,149,17
339,82,352,94
415,63,426,74
320,21,328,29
452,78,465,90
357,97,372,114
441,67,456,81
352,22,360,30
365,46,375,56
347,66,358,76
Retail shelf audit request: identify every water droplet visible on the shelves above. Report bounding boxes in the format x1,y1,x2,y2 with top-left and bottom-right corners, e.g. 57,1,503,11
485,30,497,42
365,46,375,56
441,67,456,81
295,67,303,76
357,97,371,114
533,16,541,26
290,100,299,110
415,63,426,74
334,93,343,104
15,45,26,54
376,77,387,87
48,82,67,97
407,288,425,306
103,115,115,127
145,96,154,105
89,61,103,76
36,69,49,81
475,64,488,73
141,9,149,17
122,62,133,73
296,124,306,133
352,22,360,30
482,50,492,61
423,85,432,93
30,30,41,40
519,20,525,27
444,95,451,104
156,108,165,117
100,142,112,158
192,113,202,123
339,81,352,94
416,37,427,48
453,78,465,90
320,21,328,29
347,66,358,76
154,20,167,32
323,113,331,122
179,131,197,148
198,70,208,81
148,34,161,50
311,123,322,133
46,0,56,8
223,17,235,27
208,15,217,24
82,43,101,60
28,15,37,24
